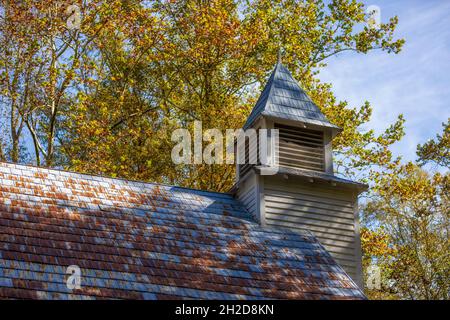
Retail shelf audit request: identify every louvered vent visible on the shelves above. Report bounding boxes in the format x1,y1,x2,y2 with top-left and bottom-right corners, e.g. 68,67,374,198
275,123,325,172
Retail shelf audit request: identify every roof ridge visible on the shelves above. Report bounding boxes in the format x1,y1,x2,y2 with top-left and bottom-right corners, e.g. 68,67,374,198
243,63,279,129
0,160,233,198
266,61,283,106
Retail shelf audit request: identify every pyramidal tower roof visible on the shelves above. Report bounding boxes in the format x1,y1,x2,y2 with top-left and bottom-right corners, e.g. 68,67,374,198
244,62,341,132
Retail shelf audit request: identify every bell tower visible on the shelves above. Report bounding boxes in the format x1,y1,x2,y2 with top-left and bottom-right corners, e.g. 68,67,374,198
233,60,367,288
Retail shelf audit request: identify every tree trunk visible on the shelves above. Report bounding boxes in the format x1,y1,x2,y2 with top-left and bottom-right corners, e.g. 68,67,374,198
10,103,20,163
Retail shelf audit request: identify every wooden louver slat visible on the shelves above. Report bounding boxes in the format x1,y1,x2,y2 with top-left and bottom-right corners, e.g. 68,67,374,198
275,123,325,172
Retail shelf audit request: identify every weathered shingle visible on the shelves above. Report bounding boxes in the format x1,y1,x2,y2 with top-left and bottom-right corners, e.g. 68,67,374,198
0,161,365,300
244,62,340,131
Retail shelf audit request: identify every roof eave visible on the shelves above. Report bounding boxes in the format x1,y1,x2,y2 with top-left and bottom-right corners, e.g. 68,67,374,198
244,113,342,139
254,165,369,193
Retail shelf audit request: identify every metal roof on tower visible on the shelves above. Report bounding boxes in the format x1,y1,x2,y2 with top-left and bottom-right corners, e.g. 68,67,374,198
243,62,341,132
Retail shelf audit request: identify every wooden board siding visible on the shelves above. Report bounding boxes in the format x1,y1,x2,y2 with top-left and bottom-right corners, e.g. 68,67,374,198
238,130,260,179
236,172,259,222
239,186,257,220
263,178,361,285
275,123,325,172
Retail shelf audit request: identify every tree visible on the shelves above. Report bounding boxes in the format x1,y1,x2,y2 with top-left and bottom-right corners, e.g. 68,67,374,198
1,0,406,192
60,0,177,182
0,0,43,163
360,226,398,299
417,118,449,168
60,0,405,191
0,0,127,166
362,163,449,299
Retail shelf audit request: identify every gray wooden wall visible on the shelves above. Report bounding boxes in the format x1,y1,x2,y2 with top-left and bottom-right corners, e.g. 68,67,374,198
236,172,260,223
262,176,363,287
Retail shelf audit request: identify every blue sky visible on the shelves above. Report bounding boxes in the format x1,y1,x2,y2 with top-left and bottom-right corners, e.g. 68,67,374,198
319,0,450,165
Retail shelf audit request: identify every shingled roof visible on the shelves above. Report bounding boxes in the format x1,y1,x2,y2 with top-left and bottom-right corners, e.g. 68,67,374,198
0,161,365,300
243,62,340,132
